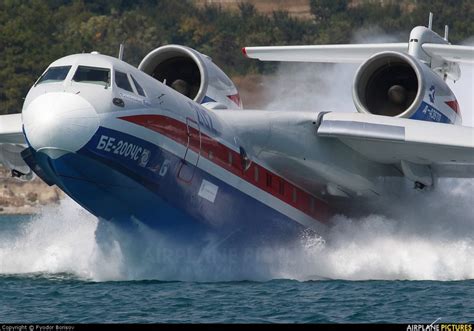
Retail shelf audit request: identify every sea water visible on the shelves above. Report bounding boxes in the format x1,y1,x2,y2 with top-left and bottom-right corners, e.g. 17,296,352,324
0,178,473,323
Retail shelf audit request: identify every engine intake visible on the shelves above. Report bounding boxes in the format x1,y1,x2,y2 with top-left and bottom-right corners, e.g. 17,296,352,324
139,45,242,109
352,51,459,124
352,51,462,124
353,52,422,117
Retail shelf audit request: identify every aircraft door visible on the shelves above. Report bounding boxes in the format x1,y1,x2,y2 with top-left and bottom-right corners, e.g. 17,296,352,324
177,117,201,183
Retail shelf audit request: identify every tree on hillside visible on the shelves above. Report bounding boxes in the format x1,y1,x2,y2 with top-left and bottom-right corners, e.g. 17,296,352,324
310,0,347,24
0,0,472,115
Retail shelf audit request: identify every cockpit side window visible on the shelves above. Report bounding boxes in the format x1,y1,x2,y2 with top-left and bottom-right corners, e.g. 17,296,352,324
36,66,71,85
115,71,133,92
73,66,110,87
131,75,146,97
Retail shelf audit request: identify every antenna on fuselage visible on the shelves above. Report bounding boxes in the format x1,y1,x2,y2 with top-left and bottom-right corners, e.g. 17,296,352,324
118,43,124,61
444,25,449,41
428,12,433,30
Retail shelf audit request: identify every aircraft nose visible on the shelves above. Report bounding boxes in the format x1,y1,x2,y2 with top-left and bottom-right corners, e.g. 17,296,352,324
22,92,99,156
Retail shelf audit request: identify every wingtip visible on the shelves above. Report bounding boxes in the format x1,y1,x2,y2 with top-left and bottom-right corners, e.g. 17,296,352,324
242,47,248,57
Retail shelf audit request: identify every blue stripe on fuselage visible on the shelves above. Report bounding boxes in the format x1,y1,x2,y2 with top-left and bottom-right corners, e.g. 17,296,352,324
41,127,307,243
411,101,452,124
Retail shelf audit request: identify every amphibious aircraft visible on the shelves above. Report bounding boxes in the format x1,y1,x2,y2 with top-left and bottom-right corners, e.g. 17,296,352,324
0,16,473,242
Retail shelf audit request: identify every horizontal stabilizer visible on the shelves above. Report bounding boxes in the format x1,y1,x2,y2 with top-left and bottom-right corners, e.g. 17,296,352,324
422,43,474,64
243,43,408,63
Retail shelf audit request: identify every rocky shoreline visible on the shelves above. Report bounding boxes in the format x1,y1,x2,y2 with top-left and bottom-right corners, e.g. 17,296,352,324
0,166,62,215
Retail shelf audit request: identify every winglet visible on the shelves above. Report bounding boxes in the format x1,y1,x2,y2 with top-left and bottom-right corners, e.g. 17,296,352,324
242,47,248,58
444,25,449,41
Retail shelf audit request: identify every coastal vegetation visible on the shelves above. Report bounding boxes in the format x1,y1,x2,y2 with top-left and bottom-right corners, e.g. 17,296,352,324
0,0,472,114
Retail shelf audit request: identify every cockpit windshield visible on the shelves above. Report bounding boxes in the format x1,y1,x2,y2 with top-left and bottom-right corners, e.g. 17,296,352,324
36,66,71,85
73,66,110,87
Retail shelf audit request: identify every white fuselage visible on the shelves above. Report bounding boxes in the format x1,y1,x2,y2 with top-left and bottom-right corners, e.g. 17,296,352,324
20,53,405,238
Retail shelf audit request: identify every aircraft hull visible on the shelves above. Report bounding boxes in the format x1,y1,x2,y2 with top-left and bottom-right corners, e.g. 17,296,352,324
35,125,314,245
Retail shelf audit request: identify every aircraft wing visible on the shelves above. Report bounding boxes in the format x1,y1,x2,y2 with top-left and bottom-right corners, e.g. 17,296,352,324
0,113,32,178
243,43,408,63
0,113,25,144
317,112,474,178
216,110,473,200
422,44,474,64
243,43,474,65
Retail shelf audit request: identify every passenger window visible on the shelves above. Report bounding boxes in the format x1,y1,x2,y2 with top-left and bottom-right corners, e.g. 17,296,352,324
36,66,71,85
73,66,110,87
115,71,133,92
131,75,146,97
279,180,285,195
266,173,272,188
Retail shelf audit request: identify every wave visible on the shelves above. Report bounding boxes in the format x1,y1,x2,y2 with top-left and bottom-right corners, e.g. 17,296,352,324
0,178,472,282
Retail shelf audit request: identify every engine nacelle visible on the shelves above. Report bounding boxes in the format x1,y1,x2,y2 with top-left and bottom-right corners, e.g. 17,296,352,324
139,45,242,110
353,51,461,124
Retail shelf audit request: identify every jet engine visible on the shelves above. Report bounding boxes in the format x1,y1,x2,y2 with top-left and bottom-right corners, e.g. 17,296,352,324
139,45,242,110
352,51,461,124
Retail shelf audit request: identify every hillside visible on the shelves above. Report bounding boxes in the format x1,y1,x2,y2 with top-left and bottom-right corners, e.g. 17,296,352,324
193,0,313,19
193,0,417,19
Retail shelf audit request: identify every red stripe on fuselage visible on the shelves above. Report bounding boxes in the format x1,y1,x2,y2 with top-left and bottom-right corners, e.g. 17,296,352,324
445,100,460,114
227,94,242,108
119,114,331,223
